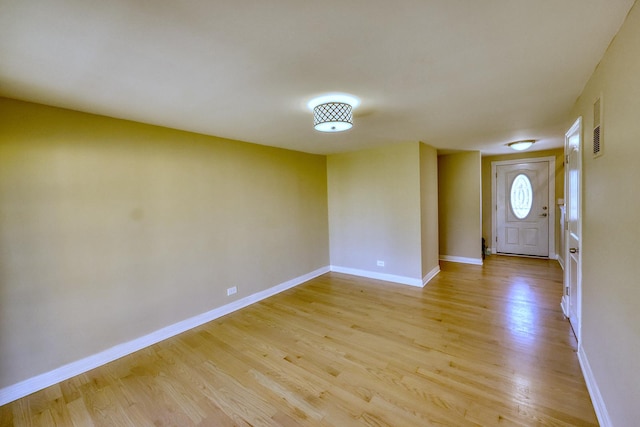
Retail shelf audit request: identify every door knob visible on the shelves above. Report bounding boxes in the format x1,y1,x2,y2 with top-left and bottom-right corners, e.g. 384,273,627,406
569,248,579,254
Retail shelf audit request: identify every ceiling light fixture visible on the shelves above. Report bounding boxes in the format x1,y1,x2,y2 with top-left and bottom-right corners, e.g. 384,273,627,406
308,94,360,133
313,102,353,132
508,140,535,151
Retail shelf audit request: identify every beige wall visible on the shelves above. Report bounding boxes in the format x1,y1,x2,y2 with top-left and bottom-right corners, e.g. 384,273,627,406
569,1,640,424
438,152,482,261
419,143,439,277
481,148,564,254
327,142,423,280
0,98,329,389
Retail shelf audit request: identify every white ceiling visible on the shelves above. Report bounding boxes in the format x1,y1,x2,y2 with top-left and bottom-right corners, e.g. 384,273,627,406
0,0,635,155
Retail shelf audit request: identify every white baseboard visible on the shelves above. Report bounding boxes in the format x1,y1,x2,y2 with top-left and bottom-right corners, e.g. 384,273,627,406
560,296,569,318
439,255,483,266
578,345,612,427
0,266,330,406
423,265,440,286
557,255,565,270
330,265,423,287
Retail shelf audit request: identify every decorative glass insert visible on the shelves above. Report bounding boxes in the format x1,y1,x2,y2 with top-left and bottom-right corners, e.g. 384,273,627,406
510,174,533,219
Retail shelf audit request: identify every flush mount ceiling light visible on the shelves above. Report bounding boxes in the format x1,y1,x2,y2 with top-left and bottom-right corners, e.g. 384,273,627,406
313,102,353,132
508,140,535,151
308,94,360,133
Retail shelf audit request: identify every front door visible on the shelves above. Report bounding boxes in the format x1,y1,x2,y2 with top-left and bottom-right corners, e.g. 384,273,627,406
496,162,550,256
563,118,582,339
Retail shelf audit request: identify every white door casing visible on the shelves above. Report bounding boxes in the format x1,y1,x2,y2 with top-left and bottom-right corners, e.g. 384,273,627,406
492,158,555,258
562,117,582,341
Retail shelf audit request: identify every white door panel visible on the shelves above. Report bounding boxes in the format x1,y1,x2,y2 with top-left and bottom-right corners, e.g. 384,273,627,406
563,118,582,339
496,162,550,257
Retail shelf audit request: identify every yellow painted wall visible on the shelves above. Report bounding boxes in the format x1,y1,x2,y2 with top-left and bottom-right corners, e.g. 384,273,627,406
438,152,482,261
0,98,329,389
419,143,439,277
327,142,423,280
569,1,640,424
481,148,564,254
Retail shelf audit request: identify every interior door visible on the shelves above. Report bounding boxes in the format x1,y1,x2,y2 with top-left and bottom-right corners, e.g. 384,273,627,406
496,162,549,256
563,118,582,338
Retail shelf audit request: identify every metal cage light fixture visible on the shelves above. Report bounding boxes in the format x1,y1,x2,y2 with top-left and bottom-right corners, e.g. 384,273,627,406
313,102,353,132
308,93,360,133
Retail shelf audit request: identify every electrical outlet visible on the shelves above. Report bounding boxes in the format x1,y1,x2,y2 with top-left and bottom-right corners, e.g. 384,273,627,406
377,260,385,267
227,286,237,296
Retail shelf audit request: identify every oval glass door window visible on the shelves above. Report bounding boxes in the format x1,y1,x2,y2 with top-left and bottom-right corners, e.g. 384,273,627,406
510,174,533,219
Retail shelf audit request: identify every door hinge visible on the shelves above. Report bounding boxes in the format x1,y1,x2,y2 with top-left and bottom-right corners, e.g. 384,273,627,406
496,236,498,242
565,154,569,164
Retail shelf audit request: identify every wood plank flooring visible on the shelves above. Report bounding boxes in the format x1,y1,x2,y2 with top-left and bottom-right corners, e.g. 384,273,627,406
0,256,597,426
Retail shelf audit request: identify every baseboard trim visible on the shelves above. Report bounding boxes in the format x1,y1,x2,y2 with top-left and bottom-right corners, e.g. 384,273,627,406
578,345,612,427
423,265,440,287
0,266,330,406
330,266,423,287
561,296,569,318
439,255,483,266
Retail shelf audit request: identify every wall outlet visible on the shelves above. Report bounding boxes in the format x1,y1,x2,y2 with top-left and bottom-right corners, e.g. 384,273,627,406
377,260,385,267
227,286,237,296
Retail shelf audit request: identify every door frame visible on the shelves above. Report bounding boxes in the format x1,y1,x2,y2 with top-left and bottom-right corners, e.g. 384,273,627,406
561,117,583,343
491,156,556,258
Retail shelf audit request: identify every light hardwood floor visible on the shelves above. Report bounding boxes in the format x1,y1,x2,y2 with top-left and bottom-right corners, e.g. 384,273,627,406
0,256,597,426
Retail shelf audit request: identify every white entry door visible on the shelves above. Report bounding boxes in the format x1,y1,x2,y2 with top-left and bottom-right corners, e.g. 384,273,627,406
562,118,582,339
496,162,550,256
